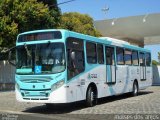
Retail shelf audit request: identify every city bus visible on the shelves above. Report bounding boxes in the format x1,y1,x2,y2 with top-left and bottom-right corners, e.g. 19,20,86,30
8,29,152,107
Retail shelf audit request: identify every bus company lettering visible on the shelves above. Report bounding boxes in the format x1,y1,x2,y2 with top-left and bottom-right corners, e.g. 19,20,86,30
88,73,98,79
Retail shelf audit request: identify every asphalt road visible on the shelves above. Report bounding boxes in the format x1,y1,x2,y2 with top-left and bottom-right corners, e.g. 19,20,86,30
0,86,160,120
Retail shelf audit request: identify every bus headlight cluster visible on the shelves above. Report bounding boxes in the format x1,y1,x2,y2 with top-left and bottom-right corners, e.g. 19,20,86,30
51,80,64,91
15,83,20,90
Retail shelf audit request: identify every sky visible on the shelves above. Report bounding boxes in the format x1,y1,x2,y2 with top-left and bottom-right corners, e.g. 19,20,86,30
58,0,160,61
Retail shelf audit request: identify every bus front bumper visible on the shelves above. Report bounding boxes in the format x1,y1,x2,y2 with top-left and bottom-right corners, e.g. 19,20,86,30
15,86,69,103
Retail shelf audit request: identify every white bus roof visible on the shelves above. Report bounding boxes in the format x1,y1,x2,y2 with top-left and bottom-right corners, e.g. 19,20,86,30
99,37,130,45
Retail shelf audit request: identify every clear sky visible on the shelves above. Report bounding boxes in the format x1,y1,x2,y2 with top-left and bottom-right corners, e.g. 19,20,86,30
58,0,160,61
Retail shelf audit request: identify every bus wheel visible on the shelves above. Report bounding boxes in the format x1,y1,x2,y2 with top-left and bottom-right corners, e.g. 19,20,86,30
132,81,138,96
86,87,97,107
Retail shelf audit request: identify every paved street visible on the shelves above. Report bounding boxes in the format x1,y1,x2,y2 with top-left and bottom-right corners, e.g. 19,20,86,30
0,86,160,120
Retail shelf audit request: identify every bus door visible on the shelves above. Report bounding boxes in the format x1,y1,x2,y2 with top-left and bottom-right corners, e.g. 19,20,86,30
105,46,116,84
67,37,85,101
116,47,127,94
139,52,146,80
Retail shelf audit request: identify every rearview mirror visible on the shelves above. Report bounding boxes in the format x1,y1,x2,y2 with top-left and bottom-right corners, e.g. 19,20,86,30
8,46,16,66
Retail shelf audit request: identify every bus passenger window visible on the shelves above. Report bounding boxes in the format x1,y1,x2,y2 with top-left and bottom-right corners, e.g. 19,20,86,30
116,47,124,65
86,42,97,64
146,53,151,66
67,37,85,79
124,49,132,65
97,44,104,64
139,52,145,66
106,47,114,65
132,51,139,65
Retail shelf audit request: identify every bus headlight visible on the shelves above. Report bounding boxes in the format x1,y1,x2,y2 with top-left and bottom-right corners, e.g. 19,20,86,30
15,83,20,90
51,80,65,91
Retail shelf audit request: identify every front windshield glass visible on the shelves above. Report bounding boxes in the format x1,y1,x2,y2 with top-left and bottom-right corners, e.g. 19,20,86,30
16,43,65,75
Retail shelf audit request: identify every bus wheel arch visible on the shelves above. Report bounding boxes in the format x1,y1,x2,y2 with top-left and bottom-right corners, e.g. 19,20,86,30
132,79,139,96
86,82,98,107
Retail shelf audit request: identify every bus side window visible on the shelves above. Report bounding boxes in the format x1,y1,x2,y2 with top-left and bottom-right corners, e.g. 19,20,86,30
86,42,97,64
106,46,114,65
66,37,85,80
97,44,104,64
132,50,139,65
146,53,151,66
139,52,145,66
124,49,132,65
116,47,124,65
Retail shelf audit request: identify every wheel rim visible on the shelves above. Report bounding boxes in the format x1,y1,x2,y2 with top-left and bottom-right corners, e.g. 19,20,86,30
91,91,94,102
134,84,138,94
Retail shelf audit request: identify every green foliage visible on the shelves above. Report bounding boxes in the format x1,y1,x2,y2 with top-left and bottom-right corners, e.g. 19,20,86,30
59,12,102,37
37,0,58,8
158,52,160,63
0,0,60,50
0,1,101,53
152,52,160,65
152,60,160,65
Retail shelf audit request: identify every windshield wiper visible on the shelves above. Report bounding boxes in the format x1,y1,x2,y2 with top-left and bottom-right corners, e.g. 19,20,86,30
24,43,31,58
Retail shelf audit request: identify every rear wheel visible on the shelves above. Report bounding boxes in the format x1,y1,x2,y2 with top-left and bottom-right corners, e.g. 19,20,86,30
86,87,97,107
132,82,138,96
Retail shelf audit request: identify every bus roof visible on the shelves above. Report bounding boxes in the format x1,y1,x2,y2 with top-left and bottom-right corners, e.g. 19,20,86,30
17,29,150,53
66,30,150,53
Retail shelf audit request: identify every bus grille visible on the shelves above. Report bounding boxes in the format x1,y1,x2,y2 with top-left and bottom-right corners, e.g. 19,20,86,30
20,76,53,83
20,89,51,100
23,98,48,100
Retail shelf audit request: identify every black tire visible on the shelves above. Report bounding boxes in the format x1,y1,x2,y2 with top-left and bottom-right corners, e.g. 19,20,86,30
132,82,138,96
86,87,97,107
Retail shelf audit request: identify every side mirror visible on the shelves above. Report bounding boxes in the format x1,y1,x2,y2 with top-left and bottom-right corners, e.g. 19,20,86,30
70,51,76,61
8,46,16,66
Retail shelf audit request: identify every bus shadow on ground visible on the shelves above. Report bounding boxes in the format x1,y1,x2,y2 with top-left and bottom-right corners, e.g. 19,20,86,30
97,91,153,105
23,91,153,114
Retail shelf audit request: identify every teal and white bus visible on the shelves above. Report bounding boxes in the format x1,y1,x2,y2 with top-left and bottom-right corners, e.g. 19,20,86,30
9,29,152,107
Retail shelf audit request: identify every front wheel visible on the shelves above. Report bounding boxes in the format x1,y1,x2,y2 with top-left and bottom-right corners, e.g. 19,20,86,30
132,82,138,96
86,87,97,107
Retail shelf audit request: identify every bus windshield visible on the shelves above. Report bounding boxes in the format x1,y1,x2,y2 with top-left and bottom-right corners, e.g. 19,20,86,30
16,43,65,75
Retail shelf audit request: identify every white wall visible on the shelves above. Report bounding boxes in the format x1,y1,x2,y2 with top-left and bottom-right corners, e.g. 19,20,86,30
0,61,15,83
0,61,15,91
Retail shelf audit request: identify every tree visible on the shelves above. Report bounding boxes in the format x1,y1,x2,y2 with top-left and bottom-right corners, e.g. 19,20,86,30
59,12,101,37
0,0,60,51
37,0,58,8
158,52,160,63
37,0,61,26
152,60,160,65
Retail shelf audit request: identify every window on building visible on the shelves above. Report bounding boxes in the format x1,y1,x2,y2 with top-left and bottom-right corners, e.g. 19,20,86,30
116,47,124,65
97,44,104,64
86,42,97,64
